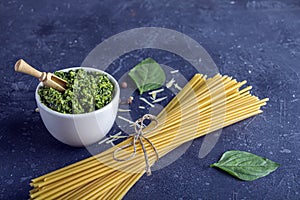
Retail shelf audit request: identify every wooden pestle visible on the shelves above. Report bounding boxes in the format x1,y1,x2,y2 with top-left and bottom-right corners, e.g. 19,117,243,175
14,59,67,91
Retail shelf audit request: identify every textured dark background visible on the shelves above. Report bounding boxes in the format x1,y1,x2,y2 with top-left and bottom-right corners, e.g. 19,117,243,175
1,0,299,199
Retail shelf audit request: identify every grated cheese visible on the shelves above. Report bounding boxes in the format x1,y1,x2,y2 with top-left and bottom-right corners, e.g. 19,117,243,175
170,70,179,74
139,106,146,109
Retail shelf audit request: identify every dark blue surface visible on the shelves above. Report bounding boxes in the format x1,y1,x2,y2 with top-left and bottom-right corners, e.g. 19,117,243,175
1,0,300,199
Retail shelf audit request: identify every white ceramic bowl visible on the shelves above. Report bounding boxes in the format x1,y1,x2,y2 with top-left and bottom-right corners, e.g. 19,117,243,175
35,67,120,147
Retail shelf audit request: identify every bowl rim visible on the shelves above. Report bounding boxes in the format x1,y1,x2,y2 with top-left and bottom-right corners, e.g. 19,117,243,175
35,67,120,118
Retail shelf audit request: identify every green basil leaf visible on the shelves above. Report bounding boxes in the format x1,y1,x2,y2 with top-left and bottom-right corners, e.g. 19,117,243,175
211,150,280,181
128,58,166,94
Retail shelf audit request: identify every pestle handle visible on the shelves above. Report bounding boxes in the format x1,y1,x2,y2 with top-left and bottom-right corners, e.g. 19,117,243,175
15,59,44,80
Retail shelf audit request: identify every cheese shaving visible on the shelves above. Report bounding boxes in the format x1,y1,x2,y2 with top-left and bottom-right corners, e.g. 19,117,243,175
152,96,167,103
118,109,131,112
166,78,175,88
148,88,164,95
106,135,127,144
139,97,155,107
151,92,157,100
117,115,134,124
174,83,183,91
170,70,179,74
106,141,115,146
98,137,110,145
109,131,123,138
150,96,155,101
98,131,123,145
139,106,146,109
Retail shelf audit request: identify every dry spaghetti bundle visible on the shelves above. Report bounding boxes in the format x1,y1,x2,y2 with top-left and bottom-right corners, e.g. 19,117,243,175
30,74,268,199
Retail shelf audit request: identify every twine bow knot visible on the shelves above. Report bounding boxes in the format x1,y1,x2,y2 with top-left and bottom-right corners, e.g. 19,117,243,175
113,114,159,176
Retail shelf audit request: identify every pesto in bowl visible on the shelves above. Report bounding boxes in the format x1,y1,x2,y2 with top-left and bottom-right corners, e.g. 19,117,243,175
38,69,114,114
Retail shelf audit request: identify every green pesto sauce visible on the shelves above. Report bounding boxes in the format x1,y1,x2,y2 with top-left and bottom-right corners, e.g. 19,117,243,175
38,69,114,114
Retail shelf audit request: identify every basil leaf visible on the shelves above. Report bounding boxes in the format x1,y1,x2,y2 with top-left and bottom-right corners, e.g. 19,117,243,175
211,150,280,181
128,58,166,94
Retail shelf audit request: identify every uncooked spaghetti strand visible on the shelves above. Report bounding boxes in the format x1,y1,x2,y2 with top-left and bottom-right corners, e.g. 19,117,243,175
32,156,145,199
38,139,157,187
148,104,267,155
155,79,248,127
158,92,260,129
104,109,264,200
93,172,143,200
107,111,264,200
160,73,227,115
44,97,255,183
31,150,116,183
57,103,261,199
77,175,123,200
31,156,97,183
67,174,113,200
31,106,264,198
108,172,144,200
160,74,204,113
58,97,264,180
57,165,140,200
171,86,255,123
76,168,144,200
42,147,155,198
56,133,195,198
142,104,264,153
150,95,261,138
32,149,118,184
49,175,107,200
149,106,266,155
157,112,263,162
154,91,256,133
95,181,121,200
153,110,264,159
32,161,144,200
56,182,89,200
137,112,261,175
39,152,122,184
35,161,109,188
36,142,144,187
102,106,258,169
32,160,130,198
187,78,247,110
77,96,258,176
123,109,263,169
177,74,232,109
116,104,264,162
33,138,135,184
